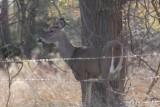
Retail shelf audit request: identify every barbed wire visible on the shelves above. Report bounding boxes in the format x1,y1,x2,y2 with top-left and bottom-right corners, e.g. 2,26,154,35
0,53,159,82
0,53,159,63
0,48,159,106
1,1,159,106
0,74,160,82
1,78,160,106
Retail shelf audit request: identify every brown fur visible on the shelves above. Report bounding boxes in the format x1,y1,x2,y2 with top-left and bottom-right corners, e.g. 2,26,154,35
38,19,127,106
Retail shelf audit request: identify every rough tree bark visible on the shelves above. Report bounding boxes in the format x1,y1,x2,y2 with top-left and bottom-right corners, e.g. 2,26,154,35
18,0,27,58
0,0,11,59
78,0,127,106
24,0,39,58
18,0,39,58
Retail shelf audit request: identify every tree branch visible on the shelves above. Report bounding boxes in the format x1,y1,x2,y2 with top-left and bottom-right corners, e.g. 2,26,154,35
52,0,63,18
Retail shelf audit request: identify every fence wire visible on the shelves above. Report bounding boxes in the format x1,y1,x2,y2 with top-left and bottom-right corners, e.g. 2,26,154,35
0,52,159,82
0,75,160,82
0,53,159,106
0,52,159,63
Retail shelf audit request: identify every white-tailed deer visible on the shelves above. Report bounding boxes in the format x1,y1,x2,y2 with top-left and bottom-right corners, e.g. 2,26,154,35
38,18,126,107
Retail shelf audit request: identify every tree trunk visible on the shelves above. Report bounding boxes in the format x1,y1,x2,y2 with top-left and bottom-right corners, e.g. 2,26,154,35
0,0,11,59
79,0,124,46
24,0,39,58
18,0,27,58
18,0,39,58
78,0,126,106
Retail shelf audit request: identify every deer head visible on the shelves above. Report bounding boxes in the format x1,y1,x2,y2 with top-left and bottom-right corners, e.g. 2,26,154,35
38,18,66,44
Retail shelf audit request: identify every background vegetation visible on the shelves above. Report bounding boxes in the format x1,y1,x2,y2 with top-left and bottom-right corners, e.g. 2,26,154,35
0,0,160,107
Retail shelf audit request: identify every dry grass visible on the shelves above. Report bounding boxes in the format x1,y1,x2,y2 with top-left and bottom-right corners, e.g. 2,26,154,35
0,55,160,107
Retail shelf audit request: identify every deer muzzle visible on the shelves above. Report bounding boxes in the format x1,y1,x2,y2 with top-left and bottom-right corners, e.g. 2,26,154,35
37,37,45,44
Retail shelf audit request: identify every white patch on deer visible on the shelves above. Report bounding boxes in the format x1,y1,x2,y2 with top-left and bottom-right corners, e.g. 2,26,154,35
109,47,124,80
109,47,115,74
116,47,123,72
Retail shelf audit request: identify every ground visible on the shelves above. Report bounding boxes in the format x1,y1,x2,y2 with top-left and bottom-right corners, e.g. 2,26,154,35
0,53,160,107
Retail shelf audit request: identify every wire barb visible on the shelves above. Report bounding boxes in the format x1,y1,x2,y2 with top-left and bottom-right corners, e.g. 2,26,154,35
0,53,159,63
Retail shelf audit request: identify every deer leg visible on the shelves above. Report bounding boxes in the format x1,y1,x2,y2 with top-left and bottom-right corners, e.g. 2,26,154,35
119,64,127,93
80,80,93,107
81,81,87,107
86,81,92,107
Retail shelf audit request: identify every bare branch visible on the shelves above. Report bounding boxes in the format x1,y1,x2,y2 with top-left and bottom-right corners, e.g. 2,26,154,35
146,62,160,95
151,0,160,23
52,0,63,18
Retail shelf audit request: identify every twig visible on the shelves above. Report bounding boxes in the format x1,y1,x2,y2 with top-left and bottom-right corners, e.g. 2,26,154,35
127,1,157,74
4,62,11,107
52,0,63,18
151,0,160,23
51,61,69,72
146,62,160,95
10,62,23,80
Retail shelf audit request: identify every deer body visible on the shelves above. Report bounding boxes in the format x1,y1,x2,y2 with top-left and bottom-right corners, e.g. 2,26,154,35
67,47,102,80
38,18,126,107
43,30,103,80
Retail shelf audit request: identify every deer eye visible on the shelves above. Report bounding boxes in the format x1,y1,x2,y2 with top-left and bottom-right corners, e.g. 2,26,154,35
49,30,54,33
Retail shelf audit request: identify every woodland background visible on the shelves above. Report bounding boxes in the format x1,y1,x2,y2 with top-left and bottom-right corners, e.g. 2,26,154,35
0,0,160,107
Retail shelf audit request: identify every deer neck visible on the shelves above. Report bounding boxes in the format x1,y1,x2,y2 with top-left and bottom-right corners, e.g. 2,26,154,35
58,31,75,59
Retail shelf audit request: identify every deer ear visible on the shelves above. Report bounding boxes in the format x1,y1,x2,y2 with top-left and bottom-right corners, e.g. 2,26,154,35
53,18,66,29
